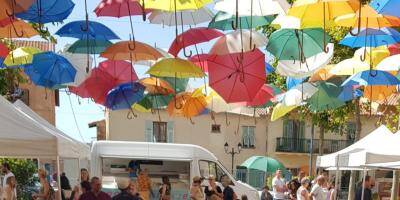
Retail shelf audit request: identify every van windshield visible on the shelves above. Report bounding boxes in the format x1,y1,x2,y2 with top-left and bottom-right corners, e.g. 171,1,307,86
198,160,235,183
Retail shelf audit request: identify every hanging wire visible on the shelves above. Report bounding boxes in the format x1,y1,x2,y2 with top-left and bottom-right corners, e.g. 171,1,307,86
67,93,86,142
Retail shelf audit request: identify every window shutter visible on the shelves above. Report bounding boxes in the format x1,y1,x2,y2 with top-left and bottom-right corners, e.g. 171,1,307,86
300,121,305,138
249,127,255,147
145,121,154,142
283,120,289,138
167,122,174,143
288,120,295,138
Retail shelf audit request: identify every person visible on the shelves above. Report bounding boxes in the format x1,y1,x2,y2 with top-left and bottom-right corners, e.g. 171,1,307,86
128,160,139,179
190,176,204,200
71,168,90,200
355,175,374,200
129,180,139,197
137,169,152,200
1,163,16,199
112,177,140,200
288,180,298,200
204,175,223,200
310,175,327,200
32,168,55,200
1,176,16,200
60,172,72,200
292,171,306,194
79,177,111,200
80,181,91,194
159,176,171,200
241,195,248,200
272,169,287,200
221,175,237,200
261,186,273,200
296,178,310,200
327,180,336,200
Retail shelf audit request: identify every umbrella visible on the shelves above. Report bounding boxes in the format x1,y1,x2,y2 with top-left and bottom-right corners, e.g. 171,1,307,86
342,70,400,86
137,94,173,110
95,0,150,18
276,82,318,106
28,52,77,87
209,30,268,55
148,7,213,26
0,43,9,58
1,0,34,19
376,55,400,71
160,77,189,94
146,58,205,78
246,84,276,107
0,19,38,38
208,49,266,103
189,53,209,72
100,41,164,62
139,77,174,95
364,85,396,101
15,0,74,24
286,77,306,90
4,47,41,67
307,82,345,112
354,46,390,67
67,39,113,54
330,58,370,75
309,65,335,82
168,28,223,58
167,92,190,117
271,103,297,121
59,50,93,86
271,14,303,29
56,20,120,40
98,60,139,83
105,82,145,110
208,11,275,31
340,28,400,49
267,28,330,61
371,0,400,17
240,156,289,173
193,86,240,113
182,93,207,119
388,43,400,55
338,86,363,102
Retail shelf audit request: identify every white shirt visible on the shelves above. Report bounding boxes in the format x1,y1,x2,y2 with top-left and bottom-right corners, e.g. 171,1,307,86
272,177,285,199
310,184,327,200
3,172,16,198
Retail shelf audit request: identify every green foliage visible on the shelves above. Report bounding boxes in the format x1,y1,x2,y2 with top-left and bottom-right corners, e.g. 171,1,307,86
30,23,57,43
0,68,27,98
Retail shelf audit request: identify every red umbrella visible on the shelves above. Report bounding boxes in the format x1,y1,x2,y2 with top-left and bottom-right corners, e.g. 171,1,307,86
246,85,274,107
94,0,151,17
0,42,9,58
208,49,266,103
69,60,138,104
168,27,223,57
388,43,400,55
189,53,209,72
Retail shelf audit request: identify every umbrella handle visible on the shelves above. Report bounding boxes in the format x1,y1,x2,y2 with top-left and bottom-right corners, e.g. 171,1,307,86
250,44,257,52
80,14,89,32
183,47,193,58
231,0,239,30
128,34,136,51
127,109,138,119
141,0,146,21
6,0,16,17
360,48,366,61
349,0,362,36
37,24,49,35
189,118,195,125
174,97,183,109
369,70,378,77
323,45,330,53
10,20,24,37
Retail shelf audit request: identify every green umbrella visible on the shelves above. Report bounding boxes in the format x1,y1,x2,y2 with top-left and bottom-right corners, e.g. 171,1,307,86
307,82,345,112
159,77,189,94
267,28,330,60
138,94,173,109
208,11,275,31
240,156,288,174
67,39,113,54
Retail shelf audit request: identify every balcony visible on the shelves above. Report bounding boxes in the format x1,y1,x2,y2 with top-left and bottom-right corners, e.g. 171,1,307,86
276,137,353,154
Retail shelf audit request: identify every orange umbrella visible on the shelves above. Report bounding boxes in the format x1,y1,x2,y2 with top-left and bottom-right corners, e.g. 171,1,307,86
167,92,206,119
364,85,396,101
167,92,190,117
100,41,164,62
309,65,335,82
0,19,38,38
139,77,175,95
1,0,35,19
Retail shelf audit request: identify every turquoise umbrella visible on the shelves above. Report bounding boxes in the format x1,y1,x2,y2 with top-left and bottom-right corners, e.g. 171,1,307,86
307,82,345,112
240,156,288,174
208,11,275,31
67,39,113,54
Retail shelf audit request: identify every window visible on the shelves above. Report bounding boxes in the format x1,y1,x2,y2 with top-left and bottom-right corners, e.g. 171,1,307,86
199,160,228,182
346,122,356,142
242,126,255,148
153,122,167,143
283,119,305,139
211,124,221,133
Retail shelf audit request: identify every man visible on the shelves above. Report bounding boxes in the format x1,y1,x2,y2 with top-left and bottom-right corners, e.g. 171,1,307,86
79,177,111,200
355,175,374,200
221,175,237,200
261,185,273,200
310,175,327,200
272,169,287,200
113,177,140,200
2,162,16,198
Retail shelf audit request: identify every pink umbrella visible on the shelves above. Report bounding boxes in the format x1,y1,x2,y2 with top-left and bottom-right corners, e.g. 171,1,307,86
189,53,209,72
388,43,400,55
94,0,151,18
208,49,266,103
246,85,275,107
168,27,223,57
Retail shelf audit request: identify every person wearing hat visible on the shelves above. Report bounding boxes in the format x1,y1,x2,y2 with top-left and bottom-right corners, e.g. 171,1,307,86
190,176,204,200
204,175,223,200
112,177,140,200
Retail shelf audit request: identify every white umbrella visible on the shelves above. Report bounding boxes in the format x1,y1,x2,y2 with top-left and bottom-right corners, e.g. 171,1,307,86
134,48,173,67
209,29,268,55
276,43,334,78
376,55,400,71
271,14,302,29
330,58,369,75
276,82,318,106
59,46,93,87
148,7,214,26
214,0,288,16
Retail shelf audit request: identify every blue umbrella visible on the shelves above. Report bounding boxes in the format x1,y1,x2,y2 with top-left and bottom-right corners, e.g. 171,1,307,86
338,86,363,102
16,0,75,24
371,0,400,17
286,77,305,90
341,70,400,87
266,62,275,74
28,52,76,88
55,20,120,40
105,82,145,111
340,28,400,48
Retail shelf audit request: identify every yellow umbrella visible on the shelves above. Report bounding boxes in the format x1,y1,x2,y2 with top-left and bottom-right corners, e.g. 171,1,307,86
0,20,38,38
364,85,396,101
354,46,390,67
131,103,151,113
271,103,297,121
146,58,205,78
142,0,211,11
4,47,41,66
309,64,335,82
330,58,370,75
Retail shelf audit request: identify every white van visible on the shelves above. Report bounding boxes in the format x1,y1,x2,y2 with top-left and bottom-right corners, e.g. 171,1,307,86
91,141,259,199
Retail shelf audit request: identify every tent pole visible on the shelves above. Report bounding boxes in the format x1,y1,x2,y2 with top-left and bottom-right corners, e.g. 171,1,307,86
309,123,314,176
391,170,399,200
56,156,62,200
334,155,340,200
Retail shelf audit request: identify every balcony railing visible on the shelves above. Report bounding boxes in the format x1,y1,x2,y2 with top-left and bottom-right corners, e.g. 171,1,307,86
276,137,353,154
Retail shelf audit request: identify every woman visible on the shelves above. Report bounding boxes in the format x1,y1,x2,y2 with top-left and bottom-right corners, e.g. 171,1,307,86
137,169,152,200
71,168,90,200
190,176,204,200
297,177,310,200
327,180,337,200
159,176,171,200
221,175,237,200
32,169,54,200
2,176,16,200
204,176,222,200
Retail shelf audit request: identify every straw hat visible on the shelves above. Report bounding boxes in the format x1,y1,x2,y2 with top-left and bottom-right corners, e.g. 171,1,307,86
193,176,202,182
116,177,130,190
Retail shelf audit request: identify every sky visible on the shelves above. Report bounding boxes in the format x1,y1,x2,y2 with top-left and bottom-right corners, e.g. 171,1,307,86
45,0,209,143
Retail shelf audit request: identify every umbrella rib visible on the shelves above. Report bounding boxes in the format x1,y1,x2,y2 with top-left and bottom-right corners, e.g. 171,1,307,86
227,73,239,101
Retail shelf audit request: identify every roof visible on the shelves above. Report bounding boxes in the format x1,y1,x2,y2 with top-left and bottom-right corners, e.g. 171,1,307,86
377,93,400,106
13,40,55,52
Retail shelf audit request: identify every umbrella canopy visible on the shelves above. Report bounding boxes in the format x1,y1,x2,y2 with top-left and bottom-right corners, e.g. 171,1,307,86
67,39,113,54
142,0,211,11
267,28,330,60
240,156,288,174
276,82,318,106
271,103,297,121
4,47,41,67
56,20,120,40
371,0,400,17
208,49,266,103
246,84,276,107
168,28,223,57
330,58,370,75
148,7,213,26
167,92,190,117
364,85,396,101
376,55,400,71
0,43,9,58
388,43,400,55
139,77,174,95
0,20,38,38
137,94,173,110
309,65,335,82
354,46,390,67
160,77,189,94
189,53,210,72
29,52,77,87
342,70,400,86
101,41,164,62
340,28,400,48
182,94,207,118
307,82,345,112
215,0,287,16
338,86,363,102
146,58,205,78
209,30,268,55
208,11,275,31
95,0,150,17
16,0,75,23
97,60,139,83
0,0,35,19
105,82,145,110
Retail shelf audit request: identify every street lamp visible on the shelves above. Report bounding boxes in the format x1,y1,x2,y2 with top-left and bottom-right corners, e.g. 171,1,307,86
224,142,242,174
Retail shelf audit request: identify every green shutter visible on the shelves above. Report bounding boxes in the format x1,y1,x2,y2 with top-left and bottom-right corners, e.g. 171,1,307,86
167,122,174,143
242,126,249,147
300,121,305,139
145,121,154,142
249,127,255,147
283,120,289,138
